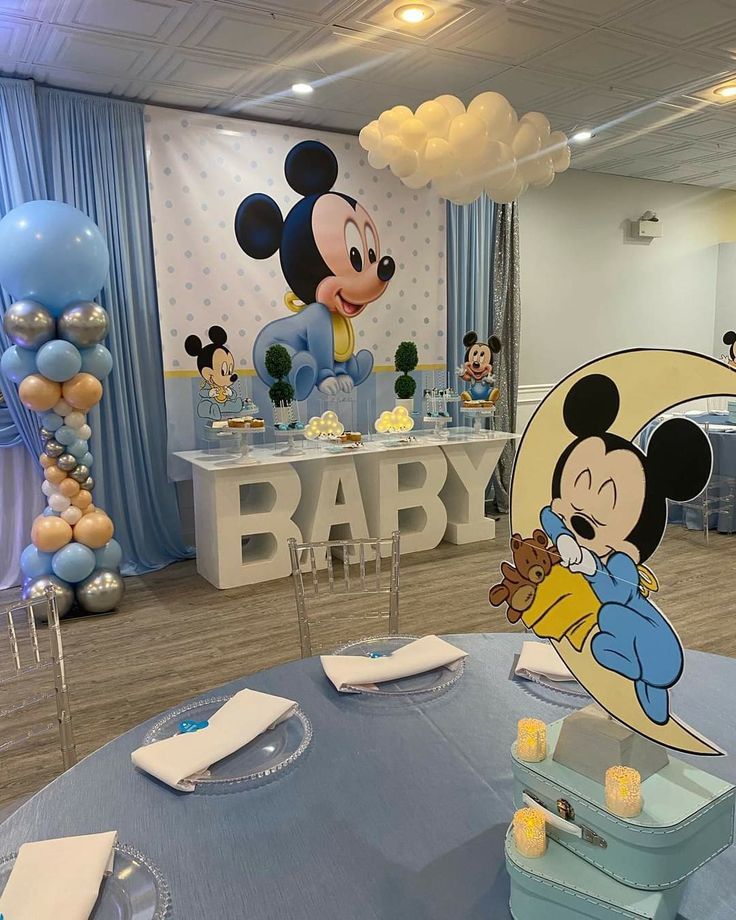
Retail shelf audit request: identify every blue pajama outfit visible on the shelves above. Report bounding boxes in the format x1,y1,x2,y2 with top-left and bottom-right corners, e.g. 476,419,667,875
462,376,496,401
541,506,683,725
253,302,373,401
196,393,246,421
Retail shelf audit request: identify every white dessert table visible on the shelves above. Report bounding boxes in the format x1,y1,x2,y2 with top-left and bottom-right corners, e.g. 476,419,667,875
176,427,516,588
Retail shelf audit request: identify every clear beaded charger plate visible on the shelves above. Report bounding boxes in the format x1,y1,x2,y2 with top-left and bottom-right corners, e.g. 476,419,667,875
142,696,312,791
333,635,465,695
0,844,171,919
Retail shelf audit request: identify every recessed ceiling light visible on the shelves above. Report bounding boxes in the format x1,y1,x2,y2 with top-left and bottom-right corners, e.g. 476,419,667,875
715,84,736,98
394,4,434,24
572,129,594,142
291,82,313,95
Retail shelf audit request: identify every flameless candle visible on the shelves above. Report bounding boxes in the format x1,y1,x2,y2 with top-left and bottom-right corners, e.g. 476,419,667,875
516,718,547,762
605,765,642,818
513,807,547,858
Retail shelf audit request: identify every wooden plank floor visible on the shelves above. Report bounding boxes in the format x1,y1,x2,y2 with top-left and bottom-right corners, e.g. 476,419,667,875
2,518,734,806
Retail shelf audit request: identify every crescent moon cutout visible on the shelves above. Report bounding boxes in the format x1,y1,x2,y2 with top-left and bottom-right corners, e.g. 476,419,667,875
510,349,736,756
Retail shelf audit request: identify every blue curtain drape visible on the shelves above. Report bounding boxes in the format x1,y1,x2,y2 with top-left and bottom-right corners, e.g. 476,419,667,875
34,87,192,574
446,194,496,374
0,77,46,455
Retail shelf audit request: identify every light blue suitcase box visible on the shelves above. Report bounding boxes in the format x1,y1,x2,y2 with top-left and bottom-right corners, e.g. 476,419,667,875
512,718,735,891
505,826,685,920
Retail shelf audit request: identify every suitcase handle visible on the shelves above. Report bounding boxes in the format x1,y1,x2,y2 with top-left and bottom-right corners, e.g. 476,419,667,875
523,790,607,848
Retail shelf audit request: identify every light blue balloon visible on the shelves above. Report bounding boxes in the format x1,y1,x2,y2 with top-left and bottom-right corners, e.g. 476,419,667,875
56,425,78,446
0,201,109,316
80,344,112,380
52,543,96,584
0,344,37,383
40,411,64,432
36,339,82,382
94,539,122,571
68,439,89,459
81,451,94,468
42,507,60,517
20,544,54,579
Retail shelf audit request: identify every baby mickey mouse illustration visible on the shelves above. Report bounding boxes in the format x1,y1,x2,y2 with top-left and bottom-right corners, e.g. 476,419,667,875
722,331,736,369
540,374,712,725
234,140,395,401
458,331,502,403
185,325,249,421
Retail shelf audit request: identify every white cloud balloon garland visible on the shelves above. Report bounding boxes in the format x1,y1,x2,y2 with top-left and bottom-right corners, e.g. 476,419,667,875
358,92,571,205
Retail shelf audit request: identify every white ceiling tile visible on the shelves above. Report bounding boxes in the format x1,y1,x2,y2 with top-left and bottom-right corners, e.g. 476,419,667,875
545,88,640,120
534,28,668,80
53,0,191,42
608,0,736,45
0,12,39,59
254,0,359,21
305,30,410,79
146,48,256,92
31,24,157,74
523,0,651,27
614,52,734,95
338,0,481,45
469,66,580,113
452,9,585,65
385,49,508,98
178,6,317,61
27,62,128,94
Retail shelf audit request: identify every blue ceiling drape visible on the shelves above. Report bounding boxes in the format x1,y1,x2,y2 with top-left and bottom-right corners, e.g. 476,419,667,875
0,79,192,575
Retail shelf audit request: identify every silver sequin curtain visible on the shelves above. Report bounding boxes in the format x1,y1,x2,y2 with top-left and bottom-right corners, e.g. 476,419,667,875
490,202,521,513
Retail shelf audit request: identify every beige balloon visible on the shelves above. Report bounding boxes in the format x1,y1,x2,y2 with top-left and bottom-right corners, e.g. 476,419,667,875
18,375,62,412
31,515,73,552
415,99,451,138
398,116,428,151
62,373,103,412
74,510,114,549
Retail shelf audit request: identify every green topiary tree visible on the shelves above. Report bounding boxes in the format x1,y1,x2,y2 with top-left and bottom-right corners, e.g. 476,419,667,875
265,344,295,406
394,341,418,399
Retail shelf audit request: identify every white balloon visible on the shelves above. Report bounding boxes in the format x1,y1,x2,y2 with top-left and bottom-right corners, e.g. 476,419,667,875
433,170,468,200
359,121,382,152
468,92,517,144
512,122,542,161
378,108,405,136
435,94,465,119
523,155,555,186
415,99,452,138
448,113,487,155
390,148,418,178
368,150,389,170
77,423,92,440
49,493,71,513
548,130,571,172
450,182,484,206
532,168,556,189
488,173,528,204
41,480,58,497
379,133,403,161
61,505,83,525
64,410,86,429
401,167,432,190
398,116,428,151
423,137,454,178
479,141,517,189
521,111,551,140
53,399,72,417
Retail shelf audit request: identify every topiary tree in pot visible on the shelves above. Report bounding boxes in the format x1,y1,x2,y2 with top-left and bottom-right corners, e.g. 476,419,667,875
394,341,418,411
265,344,295,425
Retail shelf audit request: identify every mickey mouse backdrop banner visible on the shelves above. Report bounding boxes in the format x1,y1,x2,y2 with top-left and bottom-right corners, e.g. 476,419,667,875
145,107,446,471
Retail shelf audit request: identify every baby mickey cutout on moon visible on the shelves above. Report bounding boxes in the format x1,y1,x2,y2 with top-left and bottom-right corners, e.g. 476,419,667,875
234,140,395,401
499,349,736,756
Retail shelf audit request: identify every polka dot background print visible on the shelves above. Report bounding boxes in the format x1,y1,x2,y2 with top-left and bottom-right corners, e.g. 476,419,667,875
144,106,446,373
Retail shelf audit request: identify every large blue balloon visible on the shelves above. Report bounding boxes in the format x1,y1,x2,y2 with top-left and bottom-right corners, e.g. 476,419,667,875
94,539,123,571
81,451,94,468
40,411,64,432
56,425,78,446
80,344,113,380
52,543,96,584
36,339,82,382
0,201,109,315
0,344,37,383
20,544,54,579
68,438,89,460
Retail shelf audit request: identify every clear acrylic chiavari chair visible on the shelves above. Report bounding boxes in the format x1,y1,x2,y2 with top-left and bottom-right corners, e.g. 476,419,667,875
288,532,400,658
1,587,77,814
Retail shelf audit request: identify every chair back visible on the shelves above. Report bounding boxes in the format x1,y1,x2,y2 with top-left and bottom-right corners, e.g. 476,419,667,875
1,587,76,772
288,532,400,657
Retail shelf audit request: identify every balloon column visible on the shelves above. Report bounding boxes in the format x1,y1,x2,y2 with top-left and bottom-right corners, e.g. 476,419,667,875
0,200,125,618
358,93,572,205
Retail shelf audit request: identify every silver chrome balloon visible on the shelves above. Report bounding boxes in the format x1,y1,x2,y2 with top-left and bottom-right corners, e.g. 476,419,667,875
70,464,90,483
39,427,55,441
81,476,95,491
44,439,64,458
57,301,108,347
57,453,78,472
76,568,124,613
22,574,74,620
2,300,55,349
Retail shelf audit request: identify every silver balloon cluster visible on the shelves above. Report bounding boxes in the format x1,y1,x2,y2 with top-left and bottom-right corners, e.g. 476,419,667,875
2,299,56,350
58,301,109,347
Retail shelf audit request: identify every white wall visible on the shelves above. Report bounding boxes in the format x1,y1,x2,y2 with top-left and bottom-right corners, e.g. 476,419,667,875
518,169,736,398
714,242,736,357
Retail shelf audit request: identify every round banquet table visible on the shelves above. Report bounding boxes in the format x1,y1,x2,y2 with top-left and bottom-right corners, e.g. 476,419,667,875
1,633,735,920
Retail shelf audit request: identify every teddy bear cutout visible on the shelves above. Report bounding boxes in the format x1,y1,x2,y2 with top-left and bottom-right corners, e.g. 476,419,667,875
489,529,560,623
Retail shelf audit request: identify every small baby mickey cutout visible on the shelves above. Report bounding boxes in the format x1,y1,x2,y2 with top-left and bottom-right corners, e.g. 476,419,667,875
234,140,396,401
185,324,249,421
458,331,501,404
538,374,711,725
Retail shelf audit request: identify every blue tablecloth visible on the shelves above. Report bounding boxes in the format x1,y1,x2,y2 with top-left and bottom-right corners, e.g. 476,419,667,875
1,634,735,919
642,413,736,533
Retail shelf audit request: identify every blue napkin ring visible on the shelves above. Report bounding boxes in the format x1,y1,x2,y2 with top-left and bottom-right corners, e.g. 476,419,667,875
179,719,209,733
367,651,386,659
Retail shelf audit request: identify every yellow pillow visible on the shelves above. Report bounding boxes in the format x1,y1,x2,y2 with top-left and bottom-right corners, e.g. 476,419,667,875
521,565,600,651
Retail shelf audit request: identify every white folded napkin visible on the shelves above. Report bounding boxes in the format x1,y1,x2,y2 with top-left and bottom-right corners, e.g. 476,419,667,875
515,640,574,682
0,830,117,920
321,635,467,692
131,689,297,791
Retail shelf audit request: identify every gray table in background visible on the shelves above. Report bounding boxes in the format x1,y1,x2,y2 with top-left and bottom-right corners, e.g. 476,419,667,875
1,634,735,919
